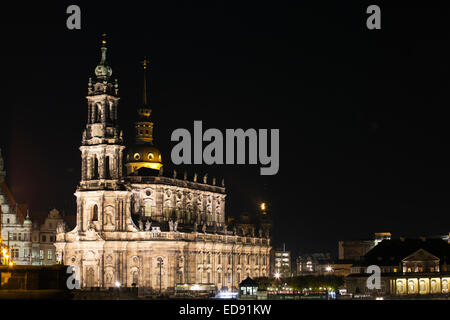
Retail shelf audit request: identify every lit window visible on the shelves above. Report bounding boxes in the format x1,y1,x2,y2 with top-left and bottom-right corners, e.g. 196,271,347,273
144,202,152,217
134,153,141,160
40,250,44,260
47,250,52,260
148,153,154,160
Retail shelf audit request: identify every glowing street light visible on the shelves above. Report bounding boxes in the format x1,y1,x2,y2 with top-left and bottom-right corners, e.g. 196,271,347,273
260,203,266,211
114,281,121,288
274,272,280,280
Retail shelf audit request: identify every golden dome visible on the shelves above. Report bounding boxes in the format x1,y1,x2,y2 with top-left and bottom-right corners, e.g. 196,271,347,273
125,144,162,173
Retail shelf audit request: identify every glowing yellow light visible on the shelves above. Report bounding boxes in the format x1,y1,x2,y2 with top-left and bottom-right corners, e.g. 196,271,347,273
134,153,141,160
2,248,6,255
261,203,266,211
8,262,13,267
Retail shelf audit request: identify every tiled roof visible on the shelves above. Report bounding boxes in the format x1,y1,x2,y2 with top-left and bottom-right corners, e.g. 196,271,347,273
358,238,450,266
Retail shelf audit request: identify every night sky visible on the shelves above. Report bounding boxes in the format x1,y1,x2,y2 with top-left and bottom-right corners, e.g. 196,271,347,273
1,1,450,258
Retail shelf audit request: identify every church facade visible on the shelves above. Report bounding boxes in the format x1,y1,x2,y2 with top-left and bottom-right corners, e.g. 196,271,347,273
55,38,271,292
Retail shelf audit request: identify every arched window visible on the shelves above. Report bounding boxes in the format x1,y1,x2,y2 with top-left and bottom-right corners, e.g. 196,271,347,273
93,156,99,179
92,205,98,221
105,156,110,179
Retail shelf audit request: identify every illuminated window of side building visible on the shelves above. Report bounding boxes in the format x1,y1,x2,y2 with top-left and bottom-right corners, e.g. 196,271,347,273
39,250,44,260
48,250,52,260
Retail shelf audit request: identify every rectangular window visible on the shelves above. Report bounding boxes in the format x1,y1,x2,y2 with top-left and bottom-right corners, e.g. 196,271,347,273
42,235,46,242
40,250,44,260
18,233,22,241
228,272,231,283
12,248,19,258
145,203,152,217
218,273,221,283
12,234,17,241
47,250,52,260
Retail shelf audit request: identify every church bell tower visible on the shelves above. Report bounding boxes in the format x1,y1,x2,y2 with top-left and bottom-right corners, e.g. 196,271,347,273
75,35,129,234
79,34,125,190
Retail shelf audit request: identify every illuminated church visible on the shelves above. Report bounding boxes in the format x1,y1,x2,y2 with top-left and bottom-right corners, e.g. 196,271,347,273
55,37,271,292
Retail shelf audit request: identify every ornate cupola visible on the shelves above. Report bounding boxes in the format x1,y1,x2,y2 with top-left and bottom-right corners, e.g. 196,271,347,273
125,58,163,175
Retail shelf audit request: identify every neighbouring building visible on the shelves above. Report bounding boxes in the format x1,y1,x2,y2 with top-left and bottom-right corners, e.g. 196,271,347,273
273,245,291,278
55,37,271,293
31,209,65,265
338,232,391,261
0,149,33,265
346,237,450,297
296,252,334,276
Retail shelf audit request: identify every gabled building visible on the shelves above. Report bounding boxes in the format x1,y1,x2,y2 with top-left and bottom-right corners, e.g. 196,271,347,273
0,148,33,265
346,237,450,297
31,209,64,265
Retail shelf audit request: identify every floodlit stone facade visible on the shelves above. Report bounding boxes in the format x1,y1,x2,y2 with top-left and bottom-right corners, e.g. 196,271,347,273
55,38,271,292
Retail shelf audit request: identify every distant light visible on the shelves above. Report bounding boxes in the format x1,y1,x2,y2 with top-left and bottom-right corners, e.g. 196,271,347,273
326,266,332,272
8,262,13,267
260,203,266,211
216,291,239,299
376,297,384,300
114,281,121,288
274,272,280,279
191,284,200,291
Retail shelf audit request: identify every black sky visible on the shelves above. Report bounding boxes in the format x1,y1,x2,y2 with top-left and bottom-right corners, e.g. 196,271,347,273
1,1,450,258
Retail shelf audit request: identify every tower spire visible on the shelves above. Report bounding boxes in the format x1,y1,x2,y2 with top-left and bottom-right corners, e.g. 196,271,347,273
95,33,112,81
141,58,149,107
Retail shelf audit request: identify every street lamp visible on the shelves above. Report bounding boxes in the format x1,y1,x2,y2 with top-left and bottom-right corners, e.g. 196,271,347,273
157,257,163,295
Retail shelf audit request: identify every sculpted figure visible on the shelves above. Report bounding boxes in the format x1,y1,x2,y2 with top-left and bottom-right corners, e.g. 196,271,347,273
56,221,66,234
145,220,151,231
138,220,143,231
